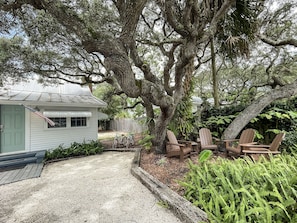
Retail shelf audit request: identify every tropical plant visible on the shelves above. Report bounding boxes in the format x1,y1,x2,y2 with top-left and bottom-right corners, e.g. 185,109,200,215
169,78,195,140
198,150,213,163
198,97,297,141
180,154,297,223
138,131,154,153
280,127,297,154
45,140,103,161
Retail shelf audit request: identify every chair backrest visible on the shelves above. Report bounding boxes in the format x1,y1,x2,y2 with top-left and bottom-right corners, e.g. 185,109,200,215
167,130,180,150
199,128,213,146
238,129,255,148
269,133,285,151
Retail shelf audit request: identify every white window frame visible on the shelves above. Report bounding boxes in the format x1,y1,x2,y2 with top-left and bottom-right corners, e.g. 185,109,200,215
70,117,87,128
46,117,90,129
47,117,67,129
44,110,91,130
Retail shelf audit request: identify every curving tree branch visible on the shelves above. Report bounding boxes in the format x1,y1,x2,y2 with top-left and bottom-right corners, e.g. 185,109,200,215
259,34,297,47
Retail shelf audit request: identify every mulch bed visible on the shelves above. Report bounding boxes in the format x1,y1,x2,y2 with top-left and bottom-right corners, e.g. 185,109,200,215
140,150,198,196
140,150,232,196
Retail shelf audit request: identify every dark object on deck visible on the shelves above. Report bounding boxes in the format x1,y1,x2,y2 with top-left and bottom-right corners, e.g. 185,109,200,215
0,150,45,185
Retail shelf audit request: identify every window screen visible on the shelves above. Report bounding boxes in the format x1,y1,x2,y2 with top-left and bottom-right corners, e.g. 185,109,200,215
71,117,87,127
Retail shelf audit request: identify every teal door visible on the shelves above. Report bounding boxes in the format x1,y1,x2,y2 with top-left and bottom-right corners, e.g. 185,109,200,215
0,105,25,153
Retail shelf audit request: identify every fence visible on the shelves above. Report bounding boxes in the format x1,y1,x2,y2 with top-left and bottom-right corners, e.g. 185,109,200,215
110,118,146,133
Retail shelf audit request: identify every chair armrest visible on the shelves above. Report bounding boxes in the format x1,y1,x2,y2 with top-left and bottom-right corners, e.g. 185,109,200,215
197,137,220,142
213,137,221,142
224,139,239,148
178,140,191,143
223,139,238,143
178,140,193,147
167,142,185,147
241,144,270,148
247,147,270,151
242,149,280,154
239,142,258,147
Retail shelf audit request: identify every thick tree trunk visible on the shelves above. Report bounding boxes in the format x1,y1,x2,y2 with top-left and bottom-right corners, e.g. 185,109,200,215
143,98,155,134
153,106,176,154
210,37,219,108
222,80,297,139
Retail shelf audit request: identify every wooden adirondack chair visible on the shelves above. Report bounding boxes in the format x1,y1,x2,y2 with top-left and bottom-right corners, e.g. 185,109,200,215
242,133,285,156
198,128,219,153
166,130,193,162
224,128,256,156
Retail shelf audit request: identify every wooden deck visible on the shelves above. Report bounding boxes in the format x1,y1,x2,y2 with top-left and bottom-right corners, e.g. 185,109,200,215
0,163,44,186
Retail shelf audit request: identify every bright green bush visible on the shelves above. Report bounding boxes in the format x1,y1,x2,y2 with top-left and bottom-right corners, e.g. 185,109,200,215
180,154,297,223
45,140,104,161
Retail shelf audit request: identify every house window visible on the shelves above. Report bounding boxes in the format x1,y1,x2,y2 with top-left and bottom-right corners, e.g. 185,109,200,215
48,117,67,128
71,117,87,127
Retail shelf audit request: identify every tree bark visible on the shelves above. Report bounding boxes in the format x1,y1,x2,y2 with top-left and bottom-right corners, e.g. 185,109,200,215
210,37,219,108
222,80,297,139
259,34,297,47
153,106,176,153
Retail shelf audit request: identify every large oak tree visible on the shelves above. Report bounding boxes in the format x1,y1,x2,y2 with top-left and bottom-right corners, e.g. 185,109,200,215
1,0,295,151
0,0,242,152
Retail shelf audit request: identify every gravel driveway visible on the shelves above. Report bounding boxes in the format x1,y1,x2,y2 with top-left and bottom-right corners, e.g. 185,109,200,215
0,152,181,223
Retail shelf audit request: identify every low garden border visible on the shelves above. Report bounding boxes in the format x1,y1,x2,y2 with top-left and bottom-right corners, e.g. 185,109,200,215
130,148,208,223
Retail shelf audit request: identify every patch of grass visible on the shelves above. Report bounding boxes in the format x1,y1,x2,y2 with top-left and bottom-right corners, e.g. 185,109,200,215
157,200,169,209
156,157,167,166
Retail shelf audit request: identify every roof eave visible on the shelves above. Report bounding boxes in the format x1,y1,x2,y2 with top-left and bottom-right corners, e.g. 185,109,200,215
0,101,106,108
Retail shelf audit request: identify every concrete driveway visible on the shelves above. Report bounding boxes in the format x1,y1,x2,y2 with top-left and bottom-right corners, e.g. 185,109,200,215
0,152,181,223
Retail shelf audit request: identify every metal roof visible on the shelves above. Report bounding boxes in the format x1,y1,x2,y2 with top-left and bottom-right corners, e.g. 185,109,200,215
0,81,107,108
98,111,109,120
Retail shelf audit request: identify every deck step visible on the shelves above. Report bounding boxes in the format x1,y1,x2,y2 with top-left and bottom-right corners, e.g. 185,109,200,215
0,157,37,169
0,152,35,162
0,163,44,185
0,150,46,170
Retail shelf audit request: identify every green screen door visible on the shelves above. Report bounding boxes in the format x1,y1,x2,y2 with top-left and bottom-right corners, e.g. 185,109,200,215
0,105,25,153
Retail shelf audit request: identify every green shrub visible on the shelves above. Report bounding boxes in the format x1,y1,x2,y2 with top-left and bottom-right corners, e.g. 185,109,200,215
281,130,297,154
45,140,103,161
180,154,297,223
197,97,297,142
138,132,154,152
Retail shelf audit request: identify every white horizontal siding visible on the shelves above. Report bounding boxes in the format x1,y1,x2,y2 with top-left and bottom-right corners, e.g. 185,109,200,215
27,108,98,151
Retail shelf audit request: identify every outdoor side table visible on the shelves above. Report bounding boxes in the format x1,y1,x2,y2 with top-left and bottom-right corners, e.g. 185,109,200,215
191,141,199,155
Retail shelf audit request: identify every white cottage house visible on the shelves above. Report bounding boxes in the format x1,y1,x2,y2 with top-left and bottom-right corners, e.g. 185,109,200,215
0,81,106,154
